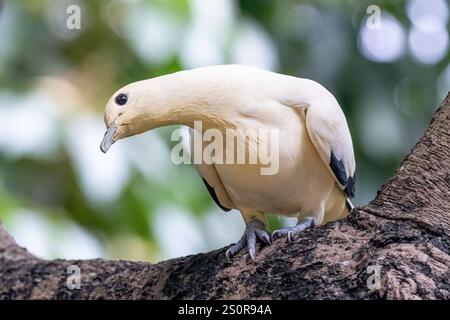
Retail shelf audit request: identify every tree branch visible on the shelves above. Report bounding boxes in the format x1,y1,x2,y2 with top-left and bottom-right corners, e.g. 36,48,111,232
1,94,450,300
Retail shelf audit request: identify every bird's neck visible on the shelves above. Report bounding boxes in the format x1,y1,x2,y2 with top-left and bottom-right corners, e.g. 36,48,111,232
138,70,238,132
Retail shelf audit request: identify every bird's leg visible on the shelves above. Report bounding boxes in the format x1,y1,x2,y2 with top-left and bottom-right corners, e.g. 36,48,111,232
226,211,270,261
272,217,316,243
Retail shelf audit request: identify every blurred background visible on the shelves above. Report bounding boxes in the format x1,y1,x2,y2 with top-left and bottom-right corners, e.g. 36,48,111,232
0,0,449,262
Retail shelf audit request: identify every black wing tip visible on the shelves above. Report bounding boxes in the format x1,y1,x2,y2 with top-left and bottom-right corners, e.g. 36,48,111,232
202,179,232,212
345,174,356,198
330,151,356,198
330,151,347,186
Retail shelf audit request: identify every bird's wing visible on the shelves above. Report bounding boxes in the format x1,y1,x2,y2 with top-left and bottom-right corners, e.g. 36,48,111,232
188,128,236,211
302,98,356,198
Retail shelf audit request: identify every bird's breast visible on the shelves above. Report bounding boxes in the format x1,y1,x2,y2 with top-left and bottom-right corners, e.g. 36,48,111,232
210,106,335,216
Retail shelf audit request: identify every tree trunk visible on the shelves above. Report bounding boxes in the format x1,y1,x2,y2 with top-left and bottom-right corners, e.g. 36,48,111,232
1,94,450,300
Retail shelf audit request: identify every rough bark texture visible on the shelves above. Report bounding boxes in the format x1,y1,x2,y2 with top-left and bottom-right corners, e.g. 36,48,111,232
1,94,450,300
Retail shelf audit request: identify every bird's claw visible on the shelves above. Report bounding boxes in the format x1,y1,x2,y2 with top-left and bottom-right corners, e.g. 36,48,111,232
271,218,315,243
226,219,270,261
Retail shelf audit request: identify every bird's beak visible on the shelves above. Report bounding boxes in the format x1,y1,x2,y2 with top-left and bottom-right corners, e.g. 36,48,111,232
100,122,117,153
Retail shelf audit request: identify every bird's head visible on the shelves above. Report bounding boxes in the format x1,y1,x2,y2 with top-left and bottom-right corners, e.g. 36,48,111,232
100,79,165,153
100,69,218,153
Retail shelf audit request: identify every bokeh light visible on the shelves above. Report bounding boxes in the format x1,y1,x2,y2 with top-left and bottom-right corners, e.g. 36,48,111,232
358,13,406,63
407,0,449,65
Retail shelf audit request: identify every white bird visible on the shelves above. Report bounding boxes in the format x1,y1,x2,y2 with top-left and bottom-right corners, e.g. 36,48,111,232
100,65,356,261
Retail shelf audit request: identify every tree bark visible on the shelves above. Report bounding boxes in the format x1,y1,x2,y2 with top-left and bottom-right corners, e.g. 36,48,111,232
1,94,450,300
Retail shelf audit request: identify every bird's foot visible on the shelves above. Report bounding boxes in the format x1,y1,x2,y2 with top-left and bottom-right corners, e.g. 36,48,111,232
271,217,315,243
226,219,271,261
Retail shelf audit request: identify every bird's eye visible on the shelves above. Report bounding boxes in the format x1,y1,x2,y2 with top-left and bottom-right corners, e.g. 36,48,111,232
115,93,128,106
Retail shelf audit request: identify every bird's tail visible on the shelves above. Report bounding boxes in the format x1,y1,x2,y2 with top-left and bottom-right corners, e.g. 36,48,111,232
323,185,353,223
345,198,355,212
